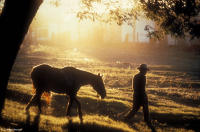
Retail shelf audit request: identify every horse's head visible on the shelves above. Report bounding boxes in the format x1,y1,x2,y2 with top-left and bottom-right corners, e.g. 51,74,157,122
93,73,106,99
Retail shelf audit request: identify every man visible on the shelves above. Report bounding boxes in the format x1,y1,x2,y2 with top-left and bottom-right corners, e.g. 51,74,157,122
125,64,154,129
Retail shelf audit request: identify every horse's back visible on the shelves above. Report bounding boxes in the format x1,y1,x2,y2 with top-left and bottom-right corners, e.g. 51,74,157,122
31,64,52,79
62,67,89,76
31,64,76,93
62,66,77,72
32,64,52,71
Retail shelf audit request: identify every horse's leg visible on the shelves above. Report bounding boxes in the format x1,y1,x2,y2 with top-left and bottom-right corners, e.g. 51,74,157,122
36,93,42,113
34,89,42,113
66,95,70,116
26,89,42,112
74,97,83,122
26,94,37,111
66,96,74,117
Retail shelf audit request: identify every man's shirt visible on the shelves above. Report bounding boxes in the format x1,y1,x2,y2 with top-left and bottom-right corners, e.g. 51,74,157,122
133,73,146,99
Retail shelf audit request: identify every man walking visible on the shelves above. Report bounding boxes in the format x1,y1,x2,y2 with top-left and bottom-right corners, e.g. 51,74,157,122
125,64,154,130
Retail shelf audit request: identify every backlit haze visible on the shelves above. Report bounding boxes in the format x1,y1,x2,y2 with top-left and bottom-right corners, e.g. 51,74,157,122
30,0,151,47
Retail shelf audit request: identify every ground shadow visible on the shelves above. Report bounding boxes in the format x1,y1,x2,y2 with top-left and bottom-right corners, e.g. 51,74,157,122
6,89,32,104
0,111,42,132
23,111,41,132
5,89,200,131
0,118,24,132
6,89,48,107
148,90,200,107
5,89,128,118
150,112,200,132
62,120,128,132
50,94,129,119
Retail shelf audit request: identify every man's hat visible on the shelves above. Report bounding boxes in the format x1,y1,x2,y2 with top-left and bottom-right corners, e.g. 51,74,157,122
137,64,150,71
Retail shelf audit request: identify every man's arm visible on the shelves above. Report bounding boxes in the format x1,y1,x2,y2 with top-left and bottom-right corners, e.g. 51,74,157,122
135,75,146,95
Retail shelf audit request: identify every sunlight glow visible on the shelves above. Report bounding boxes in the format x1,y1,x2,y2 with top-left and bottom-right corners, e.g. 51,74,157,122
84,57,93,62
92,2,107,14
29,0,149,48
91,0,134,14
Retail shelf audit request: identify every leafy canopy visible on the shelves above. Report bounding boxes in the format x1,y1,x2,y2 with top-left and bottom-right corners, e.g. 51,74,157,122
78,0,200,40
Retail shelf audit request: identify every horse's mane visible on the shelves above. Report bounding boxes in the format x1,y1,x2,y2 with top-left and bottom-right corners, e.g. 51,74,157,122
62,67,98,79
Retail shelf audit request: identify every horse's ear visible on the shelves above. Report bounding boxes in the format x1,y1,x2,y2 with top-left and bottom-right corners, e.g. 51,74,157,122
98,73,103,78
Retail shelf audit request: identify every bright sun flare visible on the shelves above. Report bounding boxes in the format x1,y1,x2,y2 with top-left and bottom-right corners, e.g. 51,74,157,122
32,0,149,44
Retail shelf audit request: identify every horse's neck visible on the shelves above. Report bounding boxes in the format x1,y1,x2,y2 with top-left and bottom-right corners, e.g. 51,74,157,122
77,70,96,86
62,67,96,87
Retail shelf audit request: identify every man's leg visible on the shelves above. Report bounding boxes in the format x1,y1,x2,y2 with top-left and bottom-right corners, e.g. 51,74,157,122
143,96,156,132
143,96,150,123
125,101,140,119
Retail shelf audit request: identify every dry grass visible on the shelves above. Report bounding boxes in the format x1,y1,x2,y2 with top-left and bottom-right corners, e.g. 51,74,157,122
1,46,200,132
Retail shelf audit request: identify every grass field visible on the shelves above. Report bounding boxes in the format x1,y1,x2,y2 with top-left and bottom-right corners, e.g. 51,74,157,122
1,44,200,132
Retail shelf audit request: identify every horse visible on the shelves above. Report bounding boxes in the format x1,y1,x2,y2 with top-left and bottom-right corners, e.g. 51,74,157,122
25,64,106,122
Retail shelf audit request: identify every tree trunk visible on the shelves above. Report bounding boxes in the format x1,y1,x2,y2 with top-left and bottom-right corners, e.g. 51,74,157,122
0,0,43,115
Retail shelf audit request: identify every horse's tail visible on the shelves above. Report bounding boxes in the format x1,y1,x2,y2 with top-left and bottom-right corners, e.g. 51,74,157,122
32,84,36,94
31,64,52,105
42,92,51,105
32,83,51,105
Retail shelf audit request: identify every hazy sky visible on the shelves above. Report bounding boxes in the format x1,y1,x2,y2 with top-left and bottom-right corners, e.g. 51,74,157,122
34,0,151,43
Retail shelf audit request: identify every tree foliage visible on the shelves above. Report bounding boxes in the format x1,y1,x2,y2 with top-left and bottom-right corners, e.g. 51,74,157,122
78,0,200,40
77,0,140,25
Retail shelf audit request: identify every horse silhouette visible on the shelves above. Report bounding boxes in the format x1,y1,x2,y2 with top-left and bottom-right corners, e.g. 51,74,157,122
26,64,106,122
